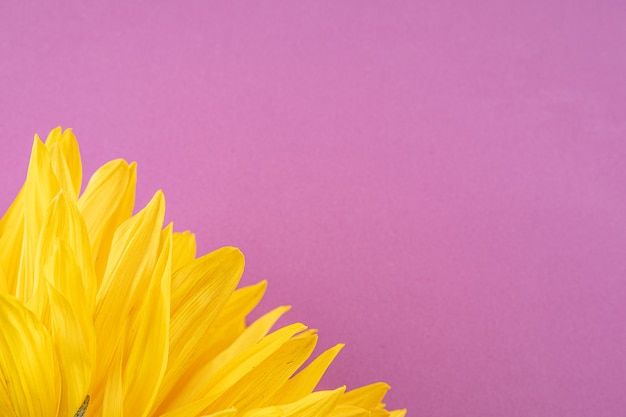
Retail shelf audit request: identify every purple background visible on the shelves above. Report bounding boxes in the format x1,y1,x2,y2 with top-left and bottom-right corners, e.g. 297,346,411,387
1,1,626,416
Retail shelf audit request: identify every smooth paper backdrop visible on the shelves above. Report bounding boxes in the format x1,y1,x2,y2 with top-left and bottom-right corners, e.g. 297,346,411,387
1,2,626,416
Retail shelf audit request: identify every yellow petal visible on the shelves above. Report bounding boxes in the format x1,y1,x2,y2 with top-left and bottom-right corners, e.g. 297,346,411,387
204,334,319,414
0,185,23,237
27,191,96,324
18,136,60,303
200,280,268,357
339,382,391,409
101,340,124,417
172,231,196,271
205,305,292,374
93,191,165,395
270,343,344,404
44,127,82,197
0,266,7,295
46,283,91,417
78,159,136,282
37,191,97,317
43,240,96,379
0,293,60,417
160,305,291,413
242,387,345,417
156,246,244,409
0,187,24,294
123,225,172,417
156,321,305,416
215,280,268,325
49,144,78,201
202,410,237,417
327,405,370,417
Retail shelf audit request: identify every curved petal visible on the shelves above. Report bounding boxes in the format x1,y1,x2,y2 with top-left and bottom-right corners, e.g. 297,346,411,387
159,305,291,413
179,280,269,370
93,191,165,396
269,343,344,405
46,284,92,417
203,334,319,414
45,127,82,198
78,159,136,282
38,191,97,319
0,187,24,294
123,225,172,417
171,231,196,272
155,246,244,410
0,294,60,417
242,387,345,417
18,137,60,304
156,322,307,416
339,382,390,409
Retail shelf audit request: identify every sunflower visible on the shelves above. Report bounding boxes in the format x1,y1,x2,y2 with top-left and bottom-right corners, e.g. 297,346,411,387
0,127,406,417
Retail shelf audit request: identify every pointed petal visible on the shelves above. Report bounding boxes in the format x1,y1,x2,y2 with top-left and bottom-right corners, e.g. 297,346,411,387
270,343,344,404
160,305,291,413
172,231,196,271
78,159,136,281
242,387,345,417
339,382,391,409
43,240,96,375
93,191,165,394
156,247,244,410
124,225,172,417
49,143,78,200
204,334,319,414
37,191,97,316
0,187,24,294
200,280,268,358
22,136,60,249
326,405,370,417
218,280,267,324
17,136,60,303
0,185,24,237
207,305,292,371
45,127,82,197
156,322,307,416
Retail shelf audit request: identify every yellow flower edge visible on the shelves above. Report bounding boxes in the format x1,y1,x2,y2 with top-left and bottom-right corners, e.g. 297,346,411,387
0,127,406,417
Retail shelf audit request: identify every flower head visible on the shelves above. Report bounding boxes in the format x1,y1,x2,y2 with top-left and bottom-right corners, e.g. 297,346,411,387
0,128,405,417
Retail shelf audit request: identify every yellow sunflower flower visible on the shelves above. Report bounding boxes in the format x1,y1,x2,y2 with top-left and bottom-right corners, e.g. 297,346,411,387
0,127,406,417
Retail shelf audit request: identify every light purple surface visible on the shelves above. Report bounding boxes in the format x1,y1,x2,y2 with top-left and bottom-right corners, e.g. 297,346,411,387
1,1,626,416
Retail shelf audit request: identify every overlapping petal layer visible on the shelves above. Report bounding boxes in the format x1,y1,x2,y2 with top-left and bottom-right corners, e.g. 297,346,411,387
0,128,406,417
